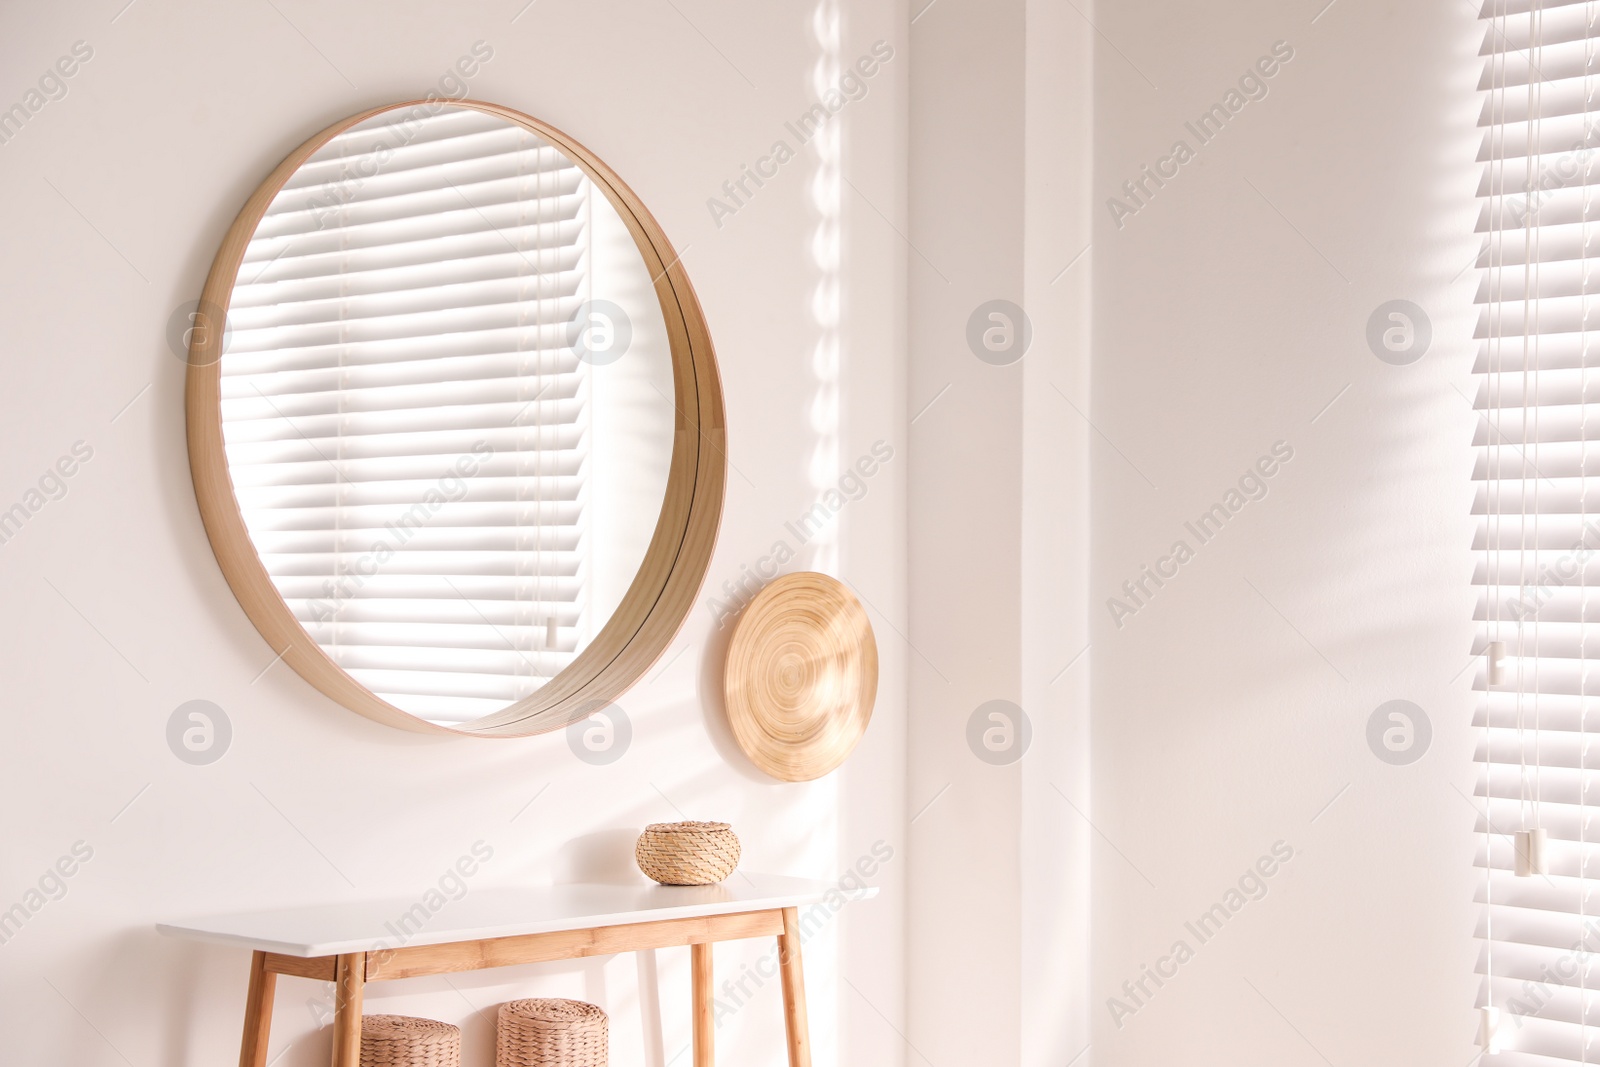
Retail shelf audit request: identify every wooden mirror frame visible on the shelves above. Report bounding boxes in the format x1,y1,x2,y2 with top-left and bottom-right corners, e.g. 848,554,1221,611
185,100,725,737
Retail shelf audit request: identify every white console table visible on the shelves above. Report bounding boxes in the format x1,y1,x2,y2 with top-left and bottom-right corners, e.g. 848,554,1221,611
159,874,868,1067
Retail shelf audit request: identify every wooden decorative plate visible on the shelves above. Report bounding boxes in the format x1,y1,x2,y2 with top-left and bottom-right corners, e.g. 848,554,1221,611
723,572,878,781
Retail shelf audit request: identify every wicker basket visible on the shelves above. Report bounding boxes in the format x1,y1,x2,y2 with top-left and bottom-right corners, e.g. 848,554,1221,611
497,999,607,1067
359,1015,461,1067
634,821,741,885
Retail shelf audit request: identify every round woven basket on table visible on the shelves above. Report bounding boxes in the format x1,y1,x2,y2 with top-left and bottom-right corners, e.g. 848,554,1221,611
635,821,740,885
359,1015,460,1067
497,999,607,1067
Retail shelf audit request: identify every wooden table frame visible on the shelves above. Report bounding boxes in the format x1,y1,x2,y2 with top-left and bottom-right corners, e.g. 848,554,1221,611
236,905,812,1067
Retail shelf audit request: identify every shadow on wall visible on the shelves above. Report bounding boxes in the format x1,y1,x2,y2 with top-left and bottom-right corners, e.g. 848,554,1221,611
553,828,644,883
698,606,771,784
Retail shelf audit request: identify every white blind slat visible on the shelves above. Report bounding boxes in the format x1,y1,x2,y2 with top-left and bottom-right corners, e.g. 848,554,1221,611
1476,2,1600,1059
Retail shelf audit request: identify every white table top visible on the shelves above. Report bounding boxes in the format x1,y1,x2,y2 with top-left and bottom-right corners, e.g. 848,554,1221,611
157,873,870,958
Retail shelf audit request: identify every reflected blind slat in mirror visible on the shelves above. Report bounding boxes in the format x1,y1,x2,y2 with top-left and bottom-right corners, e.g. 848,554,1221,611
222,107,594,722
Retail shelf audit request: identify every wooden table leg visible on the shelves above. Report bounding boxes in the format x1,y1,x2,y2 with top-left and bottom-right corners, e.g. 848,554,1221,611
239,950,277,1067
777,907,811,1067
691,941,714,1067
331,952,365,1067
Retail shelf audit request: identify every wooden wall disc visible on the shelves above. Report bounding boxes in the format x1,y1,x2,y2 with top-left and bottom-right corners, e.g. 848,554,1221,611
723,572,878,781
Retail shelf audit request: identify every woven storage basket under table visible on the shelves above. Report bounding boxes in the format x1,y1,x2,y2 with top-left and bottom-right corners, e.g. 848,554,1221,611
635,821,741,885
497,999,608,1067
359,1015,461,1067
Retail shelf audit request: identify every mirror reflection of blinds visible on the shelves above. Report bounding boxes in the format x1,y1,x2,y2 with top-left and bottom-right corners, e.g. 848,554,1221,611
221,107,593,725
1476,1,1600,1062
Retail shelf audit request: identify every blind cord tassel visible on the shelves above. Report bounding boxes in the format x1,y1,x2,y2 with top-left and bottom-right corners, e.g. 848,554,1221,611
1515,826,1549,877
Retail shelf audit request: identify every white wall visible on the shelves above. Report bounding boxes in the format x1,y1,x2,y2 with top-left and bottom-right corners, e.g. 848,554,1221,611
906,2,1482,1064
904,0,1094,1061
1021,2,1093,1065
1091,2,1480,1065
0,3,906,1065
906,0,1025,1060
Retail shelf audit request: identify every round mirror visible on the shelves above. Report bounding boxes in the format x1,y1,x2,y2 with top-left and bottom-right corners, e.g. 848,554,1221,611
185,101,724,736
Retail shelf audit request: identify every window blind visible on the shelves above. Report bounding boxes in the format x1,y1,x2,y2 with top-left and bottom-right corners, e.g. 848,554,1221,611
1477,1,1600,1061
221,106,595,725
